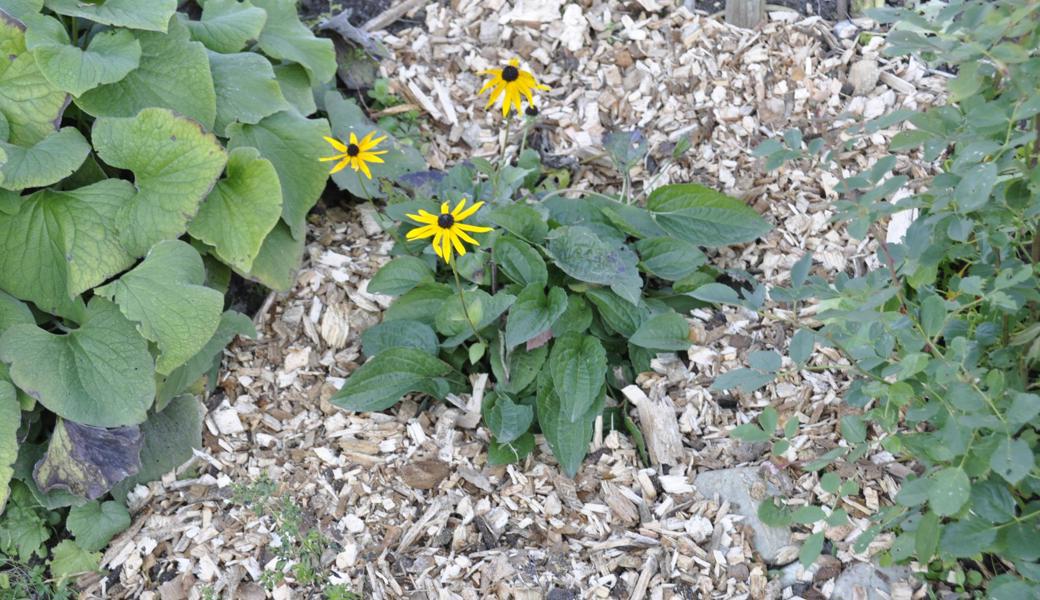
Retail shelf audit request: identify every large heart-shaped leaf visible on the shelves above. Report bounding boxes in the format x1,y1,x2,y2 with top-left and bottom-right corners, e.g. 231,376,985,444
537,372,602,477
33,418,142,499
0,126,89,190
226,110,330,240
0,0,43,21
545,226,643,305
188,147,282,272
252,0,336,84
111,395,202,500
208,50,290,136
25,14,140,96
0,179,136,320
0,380,20,512
0,291,32,336
549,333,607,423
0,298,155,427
76,17,216,130
66,500,131,552
274,63,316,116
240,220,303,290
647,184,772,246
157,310,254,410
92,107,227,257
0,11,68,146
331,348,455,412
185,0,266,53
43,0,176,32
95,240,224,375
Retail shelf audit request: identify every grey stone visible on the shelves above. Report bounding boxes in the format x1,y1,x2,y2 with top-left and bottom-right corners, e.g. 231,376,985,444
830,561,914,600
849,60,881,96
693,467,796,565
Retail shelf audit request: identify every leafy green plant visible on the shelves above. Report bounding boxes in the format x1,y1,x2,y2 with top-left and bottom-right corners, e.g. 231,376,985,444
744,0,1040,595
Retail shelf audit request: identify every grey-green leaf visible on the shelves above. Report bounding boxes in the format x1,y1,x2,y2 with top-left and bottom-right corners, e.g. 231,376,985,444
368,256,435,296
647,183,771,246
546,226,642,305
331,348,455,412
360,320,439,357
504,284,568,349
635,237,706,281
494,235,548,287
484,393,534,444
549,333,607,423
208,50,290,136
111,395,203,501
629,312,692,351
185,0,266,53
990,437,1034,485
537,374,601,477
927,466,971,516
252,0,336,84
0,126,89,190
25,15,141,96
43,0,176,32
66,500,130,552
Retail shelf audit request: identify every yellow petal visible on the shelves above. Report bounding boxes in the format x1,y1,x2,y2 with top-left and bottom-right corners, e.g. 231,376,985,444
442,231,452,263
319,154,346,162
455,223,493,233
358,152,384,164
478,77,498,95
440,201,450,214
406,224,438,240
361,134,386,151
451,198,468,217
509,58,520,67
329,158,349,174
502,87,513,117
406,212,437,225
448,230,467,257
359,160,372,179
479,68,503,77
366,149,389,156
454,200,483,221
454,228,479,245
349,132,359,145
432,231,444,258
360,131,375,145
323,136,347,152
486,83,504,109
535,83,550,91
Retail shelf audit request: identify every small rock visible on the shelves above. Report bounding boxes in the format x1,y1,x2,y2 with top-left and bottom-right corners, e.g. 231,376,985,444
848,60,880,96
693,467,795,565
399,458,451,489
336,543,358,569
831,561,915,600
211,407,244,435
684,515,713,543
833,20,858,39
342,514,365,533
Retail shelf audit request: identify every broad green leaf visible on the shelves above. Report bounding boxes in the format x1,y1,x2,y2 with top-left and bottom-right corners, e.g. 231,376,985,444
635,237,706,281
971,479,1016,524
0,11,68,146
799,531,824,568
0,126,89,190
227,110,330,240
990,437,1034,485
66,500,130,552
92,107,227,257
112,395,202,500
549,333,607,422
273,63,316,116
0,290,32,336
546,226,642,305
915,511,940,560
360,319,439,357
919,294,946,337
487,431,535,466
840,414,867,444
369,256,435,296
0,0,42,21
490,342,547,395
0,381,19,512
730,423,769,442
95,240,224,375
436,289,515,347
711,367,775,394
928,466,971,516
504,284,567,349
494,235,548,287
44,0,176,31
789,329,814,365
185,0,266,53
25,14,141,96
1009,393,1040,427
157,310,254,410
688,282,742,305
0,483,48,560
49,540,100,580
647,183,771,246
551,293,593,337
939,516,997,558
954,162,997,212
188,146,282,272
488,204,548,244
208,50,290,135
584,288,649,337
33,418,142,499
537,373,602,477
0,298,155,427
330,347,455,412
253,0,336,84
384,283,452,325
0,179,136,320
629,312,692,351
483,392,534,444
76,18,216,130
243,220,303,290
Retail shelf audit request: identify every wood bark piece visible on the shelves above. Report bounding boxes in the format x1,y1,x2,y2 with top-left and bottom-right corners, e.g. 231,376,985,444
725,0,764,29
622,384,684,467
363,0,430,32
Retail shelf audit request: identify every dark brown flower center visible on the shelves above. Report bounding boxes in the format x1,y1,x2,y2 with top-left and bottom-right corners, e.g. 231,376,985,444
437,213,455,228
502,65,520,82
346,143,360,156
525,105,539,116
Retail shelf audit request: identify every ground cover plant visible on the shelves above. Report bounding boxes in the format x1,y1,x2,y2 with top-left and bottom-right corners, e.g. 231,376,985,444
745,0,1040,595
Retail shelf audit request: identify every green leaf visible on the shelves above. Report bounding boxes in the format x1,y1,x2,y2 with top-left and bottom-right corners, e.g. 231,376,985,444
1009,393,1040,427
25,14,141,96
490,343,547,395
330,347,455,412
188,146,282,273
819,472,840,494
546,226,642,305
49,539,99,580
990,437,1034,485
76,17,217,130
369,256,435,296
971,479,1015,524
688,282,742,305
748,350,782,372
711,367,775,393
208,50,290,136
33,418,141,499
0,126,90,190
504,284,567,349
549,333,607,422
0,298,155,427
629,312,692,351
0,11,68,146
66,500,130,552
360,320,438,357
185,0,266,53
537,374,601,477
156,310,254,410
436,290,515,347
92,107,227,257
915,511,940,561
0,483,48,560
940,517,997,558
273,63,316,116
799,531,824,568
0,0,42,21
384,283,452,325
0,290,31,338
252,0,335,84
789,329,814,365
227,110,330,240
634,237,706,280
730,423,769,443
43,0,176,31
494,235,547,287
95,240,223,375
928,466,971,516
954,162,997,212
112,395,202,500
484,392,534,444
551,294,593,337
243,221,303,291
487,432,535,466
647,184,770,246
792,505,825,524
488,204,548,244
840,415,867,444
919,294,946,337
584,288,648,337
0,381,19,512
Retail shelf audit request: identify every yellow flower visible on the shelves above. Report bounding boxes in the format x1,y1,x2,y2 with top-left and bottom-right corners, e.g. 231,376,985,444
406,199,493,264
479,58,549,118
320,132,387,178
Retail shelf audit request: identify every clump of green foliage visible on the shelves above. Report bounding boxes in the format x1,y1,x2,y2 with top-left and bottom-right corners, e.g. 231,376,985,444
746,0,1040,595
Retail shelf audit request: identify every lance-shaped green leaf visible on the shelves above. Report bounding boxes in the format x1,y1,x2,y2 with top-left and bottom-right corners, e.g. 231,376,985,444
0,179,136,320
92,107,227,257
483,392,533,444
25,14,141,96
66,500,131,552
208,51,290,136
629,312,693,351
112,395,202,500
0,11,68,146
189,147,282,272
0,381,20,512
546,226,643,305
33,418,142,499
227,110,329,240
252,0,336,84
185,0,266,53
240,220,303,291
43,0,176,32
537,373,602,477
549,333,607,422
95,240,223,375
361,320,439,357
76,18,216,130
504,284,568,349
331,347,455,412
0,126,89,190
0,298,155,427
647,184,771,246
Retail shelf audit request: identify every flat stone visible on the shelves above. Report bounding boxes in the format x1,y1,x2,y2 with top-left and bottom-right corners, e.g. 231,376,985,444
831,561,915,600
693,467,795,565
848,60,880,96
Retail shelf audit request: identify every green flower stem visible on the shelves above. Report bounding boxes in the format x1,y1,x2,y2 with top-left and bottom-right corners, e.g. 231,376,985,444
451,261,485,346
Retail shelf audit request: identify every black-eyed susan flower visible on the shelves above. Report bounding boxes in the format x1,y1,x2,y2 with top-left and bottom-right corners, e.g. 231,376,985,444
321,132,387,178
406,199,493,264
479,58,549,118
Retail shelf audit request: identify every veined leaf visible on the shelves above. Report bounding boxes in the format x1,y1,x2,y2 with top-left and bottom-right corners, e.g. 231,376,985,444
584,288,649,337
494,235,547,287
49,540,99,580
629,312,692,351
504,284,567,349
111,394,203,501
368,256,435,296
185,0,266,53
0,291,32,336
537,373,602,477
546,226,642,304
208,50,290,136
647,184,771,246
242,220,304,291
487,432,535,466
0,380,20,512
156,310,254,410
273,63,316,116
383,283,452,325
361,320,439,357
43,0,176,31
33,418,142,499
549,333,607,423
0,11,68,146
0,126,89,190
635,237,706,281
483,392,534,444
330,347,455,412
66,500,131,552
25,14,141,96
253,0,336,84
